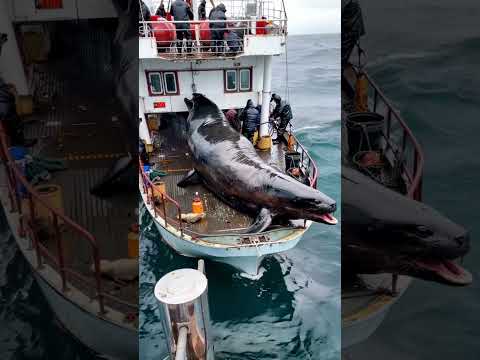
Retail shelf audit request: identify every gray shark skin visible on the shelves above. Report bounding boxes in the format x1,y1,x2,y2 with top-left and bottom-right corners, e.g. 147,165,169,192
181,94,338,233
342,166,472,286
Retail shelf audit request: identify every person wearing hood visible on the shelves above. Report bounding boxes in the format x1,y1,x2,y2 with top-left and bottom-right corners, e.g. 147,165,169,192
156,0,166,17
239,99,260,142
270,93,293,142
198,0,207,20
209,3,227,53
170,0,194,53
139,0,151,21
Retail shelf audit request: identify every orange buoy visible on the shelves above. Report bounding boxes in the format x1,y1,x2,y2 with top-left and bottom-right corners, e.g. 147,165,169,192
192,192,204,214
287,133,296,151
152,17,177,48
355,72,369,112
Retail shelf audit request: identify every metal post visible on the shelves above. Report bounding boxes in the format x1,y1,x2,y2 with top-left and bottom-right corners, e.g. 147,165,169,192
154,268,214,360
139,98,152,147
258,55,273,150
0,1,29,95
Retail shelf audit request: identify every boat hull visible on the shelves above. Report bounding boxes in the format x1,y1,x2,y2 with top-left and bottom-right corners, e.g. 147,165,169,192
0,172,138,359
152,217,306,276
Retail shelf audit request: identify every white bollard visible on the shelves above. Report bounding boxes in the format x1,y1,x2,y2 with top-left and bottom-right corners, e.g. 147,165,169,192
154,268,214,360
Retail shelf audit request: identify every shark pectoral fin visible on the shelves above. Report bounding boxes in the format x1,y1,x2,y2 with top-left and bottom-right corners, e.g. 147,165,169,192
177,169,202,188
245,208,273,234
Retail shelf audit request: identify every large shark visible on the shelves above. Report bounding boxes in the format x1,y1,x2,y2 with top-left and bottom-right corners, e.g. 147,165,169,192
180,93,338,233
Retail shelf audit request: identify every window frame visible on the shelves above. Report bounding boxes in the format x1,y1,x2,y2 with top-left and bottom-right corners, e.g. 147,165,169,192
239,68,252,92
224,69,238,92
146,70,180,96
224,68,252,93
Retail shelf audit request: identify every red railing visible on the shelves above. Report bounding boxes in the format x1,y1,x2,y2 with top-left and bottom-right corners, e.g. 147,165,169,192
363,72,424,200
0,125,137,315
139,160,185,238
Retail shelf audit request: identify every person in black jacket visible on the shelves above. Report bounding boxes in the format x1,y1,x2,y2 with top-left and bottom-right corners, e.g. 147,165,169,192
170,0,194,53
240,100,260,142
209,3,227,53
156,0,166,17
139,0,151,21
198,0,206,20
271,94,293,142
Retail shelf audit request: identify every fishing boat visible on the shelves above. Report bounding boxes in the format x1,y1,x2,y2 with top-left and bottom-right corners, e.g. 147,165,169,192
0,1,138,358
340,0,424,350
138,0,334,278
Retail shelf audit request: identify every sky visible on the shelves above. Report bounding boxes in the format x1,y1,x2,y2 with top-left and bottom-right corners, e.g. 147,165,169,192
284,0,340,34
144,0,340,35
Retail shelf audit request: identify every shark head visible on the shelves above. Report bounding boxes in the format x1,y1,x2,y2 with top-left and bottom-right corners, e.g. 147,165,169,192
342,167,472,286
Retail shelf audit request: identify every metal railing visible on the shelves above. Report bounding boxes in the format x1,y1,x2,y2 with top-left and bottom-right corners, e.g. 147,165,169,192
139,18,286,58
0,124,138,316
290,133,319,189
360,71,424,200
140,159,185,238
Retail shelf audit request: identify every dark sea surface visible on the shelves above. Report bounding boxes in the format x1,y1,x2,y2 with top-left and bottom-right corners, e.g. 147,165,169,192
139,33,341,360
346,1,480,359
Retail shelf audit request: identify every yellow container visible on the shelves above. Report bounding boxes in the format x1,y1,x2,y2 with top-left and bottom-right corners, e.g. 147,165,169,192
147,116,160,131
128,229,139,258
16,95,34,116
257,135,272,151
153,181,166,199
145,143,154,153
34,184,64,224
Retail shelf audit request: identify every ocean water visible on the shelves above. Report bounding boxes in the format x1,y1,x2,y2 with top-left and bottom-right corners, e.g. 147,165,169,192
139,33,341,360
345,1,480,359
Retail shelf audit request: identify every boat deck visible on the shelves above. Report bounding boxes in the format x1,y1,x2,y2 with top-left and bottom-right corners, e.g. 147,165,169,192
148,117,289,235
20,23,138,314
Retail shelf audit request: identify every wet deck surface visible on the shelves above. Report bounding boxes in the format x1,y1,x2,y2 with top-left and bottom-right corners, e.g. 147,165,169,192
148,118,289,235
22,24,138,314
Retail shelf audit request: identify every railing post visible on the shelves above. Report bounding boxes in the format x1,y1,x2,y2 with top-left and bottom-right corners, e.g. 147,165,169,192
162,194,168,228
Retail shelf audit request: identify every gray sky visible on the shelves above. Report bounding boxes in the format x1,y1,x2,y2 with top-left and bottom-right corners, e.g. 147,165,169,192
285,0,340,34
144,0,340,34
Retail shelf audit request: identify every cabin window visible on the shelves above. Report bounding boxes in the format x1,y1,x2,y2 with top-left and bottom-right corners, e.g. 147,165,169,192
239,69,251,91
225,70,238,92
224,68,252,93
148,72,164,95
164,72,177,94
146,71,179,96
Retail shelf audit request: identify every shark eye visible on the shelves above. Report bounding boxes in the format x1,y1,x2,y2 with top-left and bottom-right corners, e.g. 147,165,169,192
415,226,433,237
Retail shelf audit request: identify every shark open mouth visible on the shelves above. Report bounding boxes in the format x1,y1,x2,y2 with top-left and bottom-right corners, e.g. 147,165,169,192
318,213,338,225
415,259,473,286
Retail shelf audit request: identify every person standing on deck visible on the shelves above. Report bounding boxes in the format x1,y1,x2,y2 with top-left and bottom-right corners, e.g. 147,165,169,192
240,100,260,143
271,94,293,143
198,0,207,20
170,0,194,53
156,0,166,17
209,3,227,53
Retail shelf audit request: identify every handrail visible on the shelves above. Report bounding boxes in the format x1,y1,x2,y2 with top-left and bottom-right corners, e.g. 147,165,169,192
362,72,424,200
139,18,287,58
139,160,184,238
0,124,139,316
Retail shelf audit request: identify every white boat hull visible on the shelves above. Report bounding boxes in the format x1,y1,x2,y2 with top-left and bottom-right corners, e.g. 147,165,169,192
152,215,307,276
141,184,310,277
